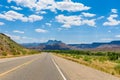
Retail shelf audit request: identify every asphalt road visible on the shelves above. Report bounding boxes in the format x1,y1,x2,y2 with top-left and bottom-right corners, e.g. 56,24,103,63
0,53,120,80
0,53,66,80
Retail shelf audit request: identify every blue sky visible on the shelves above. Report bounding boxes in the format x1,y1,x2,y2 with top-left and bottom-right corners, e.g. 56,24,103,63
0,0,120,44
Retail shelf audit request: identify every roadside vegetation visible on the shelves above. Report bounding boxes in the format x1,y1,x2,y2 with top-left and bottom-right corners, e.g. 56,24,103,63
46,50,120,77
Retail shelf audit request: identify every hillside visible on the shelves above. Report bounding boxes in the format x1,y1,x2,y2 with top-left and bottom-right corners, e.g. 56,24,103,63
0,33,36,56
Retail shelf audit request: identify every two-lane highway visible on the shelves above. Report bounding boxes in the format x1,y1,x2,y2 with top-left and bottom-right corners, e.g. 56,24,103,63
0,53,67,80
0,52,120,80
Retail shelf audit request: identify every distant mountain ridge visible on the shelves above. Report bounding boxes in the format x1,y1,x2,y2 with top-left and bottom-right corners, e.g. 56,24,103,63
21,40,120,51
69,40,120,49
22,40,73,50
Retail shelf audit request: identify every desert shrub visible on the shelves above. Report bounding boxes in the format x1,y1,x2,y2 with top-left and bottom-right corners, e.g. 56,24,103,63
83,56,91,62
115,60,120,63
21,50,27,55
99,57,108,62
95,52,106,56
108,52,119,60
2,52,7,56
13,52,19,55
72,55,81,59
114,64,120,74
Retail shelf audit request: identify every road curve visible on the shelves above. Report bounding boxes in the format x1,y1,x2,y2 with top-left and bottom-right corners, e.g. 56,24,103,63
0,53,66,80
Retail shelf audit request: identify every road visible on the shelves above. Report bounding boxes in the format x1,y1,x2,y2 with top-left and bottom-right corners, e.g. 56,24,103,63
0,52,120,80
0,53,66,80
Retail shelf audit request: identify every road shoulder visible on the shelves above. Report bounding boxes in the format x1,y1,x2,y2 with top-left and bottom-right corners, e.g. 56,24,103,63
52,54,120,80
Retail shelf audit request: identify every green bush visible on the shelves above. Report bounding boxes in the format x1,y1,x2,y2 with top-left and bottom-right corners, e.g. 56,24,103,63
108,52,119,60
83,56,91,62
13,52,19,55
114,64,120,74
72,55,81,59
99,57,108,62
2,52,7,56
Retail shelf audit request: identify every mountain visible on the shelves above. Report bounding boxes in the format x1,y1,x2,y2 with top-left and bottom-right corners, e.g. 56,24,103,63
90,44,120,52
0,33,33,56
69,41,120,49
22,40,76,50
21,40,120,51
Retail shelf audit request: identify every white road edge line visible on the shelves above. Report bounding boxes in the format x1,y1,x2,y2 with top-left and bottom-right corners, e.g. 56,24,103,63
52,59,67,80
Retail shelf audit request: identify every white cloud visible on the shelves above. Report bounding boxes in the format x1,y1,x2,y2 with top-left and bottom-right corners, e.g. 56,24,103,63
0,22,5,26
45,23,51,26
82,12,96,17
56,14,81,28
0,10,24,21
5,33,21,40
11,6,22,10
35,28,48,33
39,11,47,14
56,1,90,12
82,19,96,27
97,16,104,20
103,14,120,26
8,0,90,12
115,35,120,38
0,10,43,22
111,9,117,13
8,0,36,9
13,30,24,34
56,14,96,28
28,15,43,22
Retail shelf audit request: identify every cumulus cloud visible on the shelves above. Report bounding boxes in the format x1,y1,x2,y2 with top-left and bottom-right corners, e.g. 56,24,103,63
35,28,48,33
103,14,120,26
82,19,96,27
13,30,24,34
82,12,96,17
103,9,120,26
56,14,81,28
8,0,36,9
0,22,5,26
55,14,96,28
111,9,117,13
11,6,22,10
0,10,43,22
56,1,90,12
28,15,43,22
8,0,90,12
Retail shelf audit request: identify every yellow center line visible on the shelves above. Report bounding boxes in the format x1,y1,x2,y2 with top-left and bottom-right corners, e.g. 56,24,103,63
0,57,39,77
